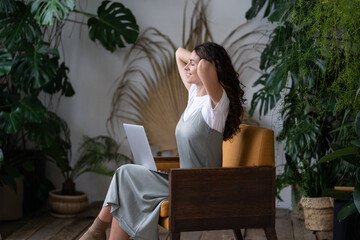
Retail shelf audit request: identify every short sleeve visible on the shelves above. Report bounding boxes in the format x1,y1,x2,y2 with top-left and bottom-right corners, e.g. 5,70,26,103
201,88,230,133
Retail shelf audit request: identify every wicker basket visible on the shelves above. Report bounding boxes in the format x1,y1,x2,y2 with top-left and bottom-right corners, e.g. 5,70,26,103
49,190,88,217
298,196,334,231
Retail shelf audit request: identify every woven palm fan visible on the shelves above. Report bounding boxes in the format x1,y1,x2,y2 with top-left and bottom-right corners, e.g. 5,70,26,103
108,0,213,155
108,0,264,155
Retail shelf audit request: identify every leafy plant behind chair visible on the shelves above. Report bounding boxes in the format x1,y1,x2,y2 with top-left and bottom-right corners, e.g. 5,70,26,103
246,0,360,198
108,0,264,154
320,112,360,222
0,0,139,192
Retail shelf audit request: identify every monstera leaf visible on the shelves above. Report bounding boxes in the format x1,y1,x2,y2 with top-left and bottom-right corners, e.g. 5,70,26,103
43,61,74,97
0,0,16,14
0,2,41,49
11,41,59,92
29,0,75,26
0,47,12,75
87,1,139,52
27,111,69,148
0,94,46,133
245,0,296,22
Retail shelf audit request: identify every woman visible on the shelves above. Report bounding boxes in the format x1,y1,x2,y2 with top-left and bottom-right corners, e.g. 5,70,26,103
80,42,245,240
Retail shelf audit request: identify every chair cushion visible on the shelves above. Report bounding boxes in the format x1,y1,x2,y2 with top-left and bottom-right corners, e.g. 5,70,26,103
222,124,274,167
159,201,169,230
160,200,168,217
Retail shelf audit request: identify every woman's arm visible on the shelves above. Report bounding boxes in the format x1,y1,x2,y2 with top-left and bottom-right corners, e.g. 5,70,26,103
197,59,223,108
175,47,192,90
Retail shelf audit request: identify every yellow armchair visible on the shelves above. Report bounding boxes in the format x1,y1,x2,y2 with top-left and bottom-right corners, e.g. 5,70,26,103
154,124,277,240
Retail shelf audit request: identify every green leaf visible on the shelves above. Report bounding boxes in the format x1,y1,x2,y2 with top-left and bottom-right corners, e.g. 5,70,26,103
355,112,360,138
0,2,42,49
0,47,12,75
19,95,47,122
338,201,358,222
27,111,67,147
351,139,360,147
87,1,139,52
245,0,267,20
0,0,16,14
322,188,352,201
0,107,24,133
70,135,132,180
268,0,295,22
29,0,75,26
11,42,59,92
43,61,74,96
319,147,358,163
265,64,286,94
0,95,46,133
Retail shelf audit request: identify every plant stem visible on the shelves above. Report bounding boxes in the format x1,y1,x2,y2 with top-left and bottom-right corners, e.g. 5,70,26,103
73,9,96,19
64,19,87,26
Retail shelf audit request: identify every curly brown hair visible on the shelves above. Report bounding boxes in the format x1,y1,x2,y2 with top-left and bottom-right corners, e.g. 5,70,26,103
194,42,246,141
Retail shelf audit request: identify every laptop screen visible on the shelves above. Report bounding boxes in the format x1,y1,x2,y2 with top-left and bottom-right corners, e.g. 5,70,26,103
123,123,158,171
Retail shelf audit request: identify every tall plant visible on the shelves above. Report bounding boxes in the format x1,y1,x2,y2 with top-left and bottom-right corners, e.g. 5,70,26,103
0,0,139,190
246,0,360,197
320,112,360,221
108,0,264,154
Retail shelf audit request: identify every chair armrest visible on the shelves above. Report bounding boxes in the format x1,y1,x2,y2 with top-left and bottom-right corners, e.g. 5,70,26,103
168,166,276,232
154,156,180,171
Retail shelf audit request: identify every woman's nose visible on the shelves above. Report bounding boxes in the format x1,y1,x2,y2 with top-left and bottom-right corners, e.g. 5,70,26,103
184,63,189,71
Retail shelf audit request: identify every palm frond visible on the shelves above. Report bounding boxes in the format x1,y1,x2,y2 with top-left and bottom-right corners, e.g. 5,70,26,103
71,135,132,180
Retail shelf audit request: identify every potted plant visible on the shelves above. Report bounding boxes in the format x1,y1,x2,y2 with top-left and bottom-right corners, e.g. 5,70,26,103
0,0,138,219
45,126,132,217
320,111,360,239
245,0,360,231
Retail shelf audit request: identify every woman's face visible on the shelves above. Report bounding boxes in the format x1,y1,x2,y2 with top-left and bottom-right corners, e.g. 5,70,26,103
184,51,201,85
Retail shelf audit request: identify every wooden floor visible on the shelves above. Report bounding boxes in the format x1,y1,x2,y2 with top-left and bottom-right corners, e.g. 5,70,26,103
0,203,332,240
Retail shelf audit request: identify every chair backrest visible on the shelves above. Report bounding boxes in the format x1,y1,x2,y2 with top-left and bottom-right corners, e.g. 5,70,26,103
222,124,274,167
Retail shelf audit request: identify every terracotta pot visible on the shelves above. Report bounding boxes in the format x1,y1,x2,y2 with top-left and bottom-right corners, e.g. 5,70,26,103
0,177,23,220
49,190,88,217
298,196,334,231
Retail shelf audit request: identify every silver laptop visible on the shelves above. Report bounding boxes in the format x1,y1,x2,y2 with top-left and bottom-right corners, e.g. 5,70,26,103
123,123,168,177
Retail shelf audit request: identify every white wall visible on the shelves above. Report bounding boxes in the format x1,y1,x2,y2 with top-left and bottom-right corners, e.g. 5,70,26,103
46,0,291,210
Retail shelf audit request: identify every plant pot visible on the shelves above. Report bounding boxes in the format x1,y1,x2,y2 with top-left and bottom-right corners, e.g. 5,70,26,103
48,190,88,218
0,177,23,220
298,196,334,231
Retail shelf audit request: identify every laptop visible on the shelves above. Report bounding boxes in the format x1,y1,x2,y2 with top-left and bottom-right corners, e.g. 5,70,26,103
123,123,169,178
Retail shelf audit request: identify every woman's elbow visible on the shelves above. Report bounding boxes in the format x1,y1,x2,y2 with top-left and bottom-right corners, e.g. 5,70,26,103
198,59,212,73
175,47,183,57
